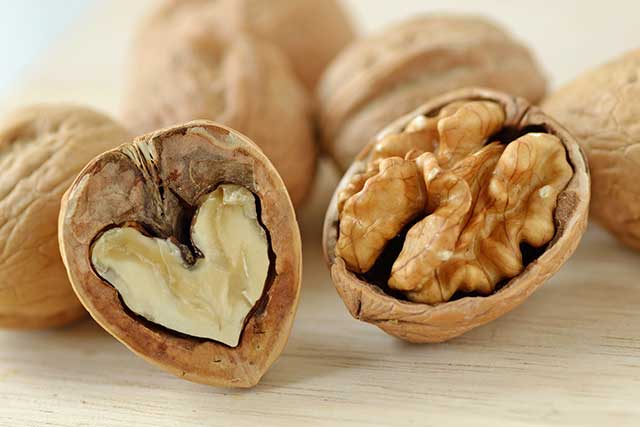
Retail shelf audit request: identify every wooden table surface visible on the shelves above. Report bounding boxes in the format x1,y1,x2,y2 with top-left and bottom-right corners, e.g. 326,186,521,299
2,1,640,426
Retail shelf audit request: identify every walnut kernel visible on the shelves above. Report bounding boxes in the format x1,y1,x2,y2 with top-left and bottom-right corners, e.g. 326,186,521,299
323,89,589,343
91,184,269,347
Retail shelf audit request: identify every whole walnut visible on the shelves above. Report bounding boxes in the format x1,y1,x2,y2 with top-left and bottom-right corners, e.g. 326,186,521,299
123,31,315,206
212,0,355,90
323,89,589,343
543,49,640,250
317,14,547,171
136,0,355,91
0,105,130,329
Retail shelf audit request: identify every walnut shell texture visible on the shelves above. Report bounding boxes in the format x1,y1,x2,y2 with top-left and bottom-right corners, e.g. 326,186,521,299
0,105,130,329
59,121,302,387
323,88,590,343
214,0,355,90
317,14,548,171
543,49,640,250
124,28,316,206
137,0,355,91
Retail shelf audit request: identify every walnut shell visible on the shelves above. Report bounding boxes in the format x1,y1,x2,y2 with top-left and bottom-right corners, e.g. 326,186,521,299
59,121,302,387
317,14,547,171
123,30,315,207
323,88,589,343
542,49,640,250
0,105,130,329
214,0,355,90
136,0,355,91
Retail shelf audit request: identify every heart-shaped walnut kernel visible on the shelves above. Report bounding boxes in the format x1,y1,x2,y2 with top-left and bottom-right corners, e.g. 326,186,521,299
59,121,301,387
323,88,590,343
91,185,269,347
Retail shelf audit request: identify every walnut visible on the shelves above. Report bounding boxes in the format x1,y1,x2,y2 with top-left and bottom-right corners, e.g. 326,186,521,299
212,0,355,90
123,25,317,207
543,49,640,250
59,121,301,387
91,184,269,347
137,0,355,91
323,88,589,343
317,14,548,171
0,105,130,329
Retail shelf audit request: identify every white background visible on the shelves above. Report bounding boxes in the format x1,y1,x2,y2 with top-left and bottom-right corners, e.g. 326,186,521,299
0,0,95,95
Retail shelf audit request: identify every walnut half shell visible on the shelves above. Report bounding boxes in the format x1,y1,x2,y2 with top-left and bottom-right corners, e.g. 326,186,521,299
323,88,589,343
59,121,301,387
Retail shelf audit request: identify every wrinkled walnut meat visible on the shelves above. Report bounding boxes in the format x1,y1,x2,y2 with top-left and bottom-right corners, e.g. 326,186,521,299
337,100,572,304
323,89,590,343
59,121,301,387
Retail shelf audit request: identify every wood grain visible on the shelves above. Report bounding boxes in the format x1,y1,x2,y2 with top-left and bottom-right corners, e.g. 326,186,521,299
2,159,640,426
2,1,640,426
